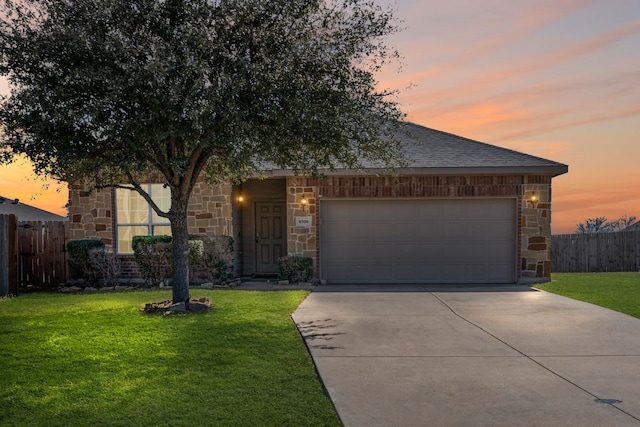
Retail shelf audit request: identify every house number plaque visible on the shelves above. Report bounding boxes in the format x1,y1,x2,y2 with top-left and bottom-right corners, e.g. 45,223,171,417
295,216,312,227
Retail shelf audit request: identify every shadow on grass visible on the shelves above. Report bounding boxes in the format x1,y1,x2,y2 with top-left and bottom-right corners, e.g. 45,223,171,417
0,290,341,426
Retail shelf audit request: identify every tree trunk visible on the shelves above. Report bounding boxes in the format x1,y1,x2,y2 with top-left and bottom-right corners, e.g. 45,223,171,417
169,190,190,305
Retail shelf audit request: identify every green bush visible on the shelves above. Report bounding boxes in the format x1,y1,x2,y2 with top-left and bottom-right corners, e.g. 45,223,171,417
277,256,313,283
67,240,105,282
131,236,214,285
132,236,173,285
189,235,234,284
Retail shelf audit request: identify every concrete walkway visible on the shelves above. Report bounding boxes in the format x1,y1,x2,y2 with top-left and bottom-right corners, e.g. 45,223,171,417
292,285,640,427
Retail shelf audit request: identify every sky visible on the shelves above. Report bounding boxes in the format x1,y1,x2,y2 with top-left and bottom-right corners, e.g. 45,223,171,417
1,0,639,234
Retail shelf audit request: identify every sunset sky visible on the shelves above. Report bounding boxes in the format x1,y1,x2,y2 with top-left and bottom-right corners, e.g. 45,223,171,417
1,0,639,233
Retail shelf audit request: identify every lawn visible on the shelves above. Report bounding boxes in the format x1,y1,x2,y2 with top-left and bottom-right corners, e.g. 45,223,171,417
0,290,341,427
535,272,640,319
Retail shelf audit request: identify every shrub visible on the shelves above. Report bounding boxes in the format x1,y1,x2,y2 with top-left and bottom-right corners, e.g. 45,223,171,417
277,256,313,283
88,248,122,285
132,235,172,285
67,240,105,282
189,235,234,284
131,236,213,285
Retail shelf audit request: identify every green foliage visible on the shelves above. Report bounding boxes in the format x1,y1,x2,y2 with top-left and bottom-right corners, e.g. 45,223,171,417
132,235,228,285
0,0,404,302
536,273,640,319
132,235,173,285
187,239,204,265
278,256,314,283
66,239,105,281
189,235,234,283
0,290,341,426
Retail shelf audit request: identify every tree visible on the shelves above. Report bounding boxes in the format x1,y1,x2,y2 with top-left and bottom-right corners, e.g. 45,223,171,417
0,0,405,305
576,215,637,234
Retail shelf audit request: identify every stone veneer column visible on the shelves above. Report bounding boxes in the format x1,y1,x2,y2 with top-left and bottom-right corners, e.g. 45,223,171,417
520,181,553,279
286,177,318,266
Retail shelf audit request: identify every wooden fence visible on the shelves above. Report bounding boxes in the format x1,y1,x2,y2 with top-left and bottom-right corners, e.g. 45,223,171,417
0,214,68,295
0,214,18,296
552,231,640,273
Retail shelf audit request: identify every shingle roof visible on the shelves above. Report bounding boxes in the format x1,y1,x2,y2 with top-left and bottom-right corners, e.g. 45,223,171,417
261,121,568,177
396,122,568,176
0,196,67,221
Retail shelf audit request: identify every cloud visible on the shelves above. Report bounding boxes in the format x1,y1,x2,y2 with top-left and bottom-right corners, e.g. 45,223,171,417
389,19,640,131
493,106,640,142
377,0,593,91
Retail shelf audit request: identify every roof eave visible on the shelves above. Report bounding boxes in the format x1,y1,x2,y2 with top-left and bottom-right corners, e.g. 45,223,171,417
259,165,569,178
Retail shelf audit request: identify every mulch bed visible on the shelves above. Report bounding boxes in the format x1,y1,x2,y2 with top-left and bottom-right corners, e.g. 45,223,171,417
142,297,212,314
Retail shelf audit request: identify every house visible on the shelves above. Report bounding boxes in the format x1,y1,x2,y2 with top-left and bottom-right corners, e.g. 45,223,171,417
0,196,67,222
68,122,568,283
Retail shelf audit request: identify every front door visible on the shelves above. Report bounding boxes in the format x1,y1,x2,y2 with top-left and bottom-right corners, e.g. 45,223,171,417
255,202,286,274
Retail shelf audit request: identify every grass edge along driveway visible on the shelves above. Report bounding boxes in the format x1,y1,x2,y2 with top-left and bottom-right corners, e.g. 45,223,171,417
0,290,341,427
535,272,640,319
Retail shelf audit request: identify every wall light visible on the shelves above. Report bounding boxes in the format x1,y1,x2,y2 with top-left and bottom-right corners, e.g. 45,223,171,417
237,195,244,204
527,192,539,208
300,195,308,212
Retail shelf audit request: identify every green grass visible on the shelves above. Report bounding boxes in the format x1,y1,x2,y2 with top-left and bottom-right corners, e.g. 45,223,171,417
0,290,341,427
535,272,640,319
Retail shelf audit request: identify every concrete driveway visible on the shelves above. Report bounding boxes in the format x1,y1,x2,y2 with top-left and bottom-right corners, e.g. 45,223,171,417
292,285,640,427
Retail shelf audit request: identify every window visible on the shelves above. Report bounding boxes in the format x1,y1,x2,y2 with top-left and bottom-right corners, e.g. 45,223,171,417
115,184,171,254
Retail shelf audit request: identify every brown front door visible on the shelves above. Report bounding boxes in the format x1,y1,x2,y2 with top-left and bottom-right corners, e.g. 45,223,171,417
255,202,286,274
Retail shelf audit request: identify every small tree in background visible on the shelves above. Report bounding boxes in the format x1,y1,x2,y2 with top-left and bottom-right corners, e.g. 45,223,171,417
0,0,405,305
576,215,638,234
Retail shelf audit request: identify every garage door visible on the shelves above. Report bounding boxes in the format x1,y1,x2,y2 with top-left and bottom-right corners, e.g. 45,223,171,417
320,199,516,283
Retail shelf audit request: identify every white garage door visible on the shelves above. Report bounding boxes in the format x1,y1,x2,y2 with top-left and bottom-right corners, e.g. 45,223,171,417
320,199,516,284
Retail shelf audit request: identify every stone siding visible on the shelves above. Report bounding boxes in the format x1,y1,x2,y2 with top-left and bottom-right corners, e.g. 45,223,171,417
68,179,233,278
286,175,554,280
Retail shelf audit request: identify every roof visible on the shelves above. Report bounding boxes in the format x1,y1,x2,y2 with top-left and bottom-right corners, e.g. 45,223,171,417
396,122,568,176
0,196,67,221
263,121,569,177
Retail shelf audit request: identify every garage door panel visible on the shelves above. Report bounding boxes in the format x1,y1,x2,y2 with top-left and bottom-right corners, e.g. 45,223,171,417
321,199,516,284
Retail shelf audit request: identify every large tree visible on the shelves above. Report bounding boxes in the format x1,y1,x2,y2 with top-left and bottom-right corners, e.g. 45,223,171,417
0,0,404,305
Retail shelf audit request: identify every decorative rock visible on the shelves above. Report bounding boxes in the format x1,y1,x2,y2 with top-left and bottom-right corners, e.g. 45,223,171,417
277,280,290,285
188,299,210,312
191,278,206,285
169,302,186,313
114,285,127,292
130,278,146,285
229,279,241,287
201,282,215,289
298,282,313,286
68,286,82,293
84,287,99,293
99,286,114,292
59,287,70,293
126,286,137,291
117,278,131,284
